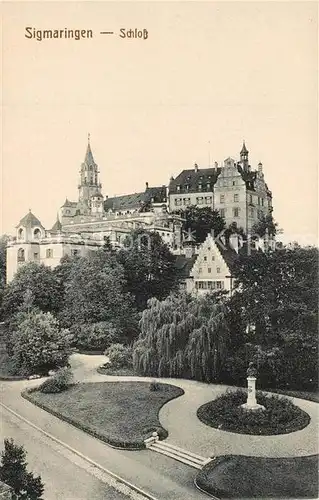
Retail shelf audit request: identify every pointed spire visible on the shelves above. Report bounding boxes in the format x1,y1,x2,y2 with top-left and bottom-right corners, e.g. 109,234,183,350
84,133,95,165
240,140,248,154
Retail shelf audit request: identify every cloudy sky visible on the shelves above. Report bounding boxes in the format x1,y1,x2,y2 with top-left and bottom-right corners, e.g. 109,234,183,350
1,1,318,245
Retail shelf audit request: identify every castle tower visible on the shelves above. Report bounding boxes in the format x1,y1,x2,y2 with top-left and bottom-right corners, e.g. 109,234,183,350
78,135,102,213
240,141,249,171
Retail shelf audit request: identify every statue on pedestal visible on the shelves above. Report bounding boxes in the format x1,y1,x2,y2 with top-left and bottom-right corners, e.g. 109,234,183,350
246,362,257,378
241,361,265,411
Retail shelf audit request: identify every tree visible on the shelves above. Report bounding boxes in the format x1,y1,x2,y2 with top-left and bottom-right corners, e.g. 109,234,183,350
61,250,138,340
0,235,9,319
117,229,179,311
0,438,44,500
229,245,318,389
133,293,230,382
1,263,60,320
10,311,72,375
251,213,278,238
174,206,226,244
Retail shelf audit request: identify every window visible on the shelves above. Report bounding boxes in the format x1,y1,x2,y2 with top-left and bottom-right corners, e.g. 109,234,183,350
18,228,24,240
197,197,203,205
234,193,239,202
216,281,224,290
250,207,254,217
33,228,41,239
258,197,261,205
71,249,79,256
233,181,236,186
212,256,215,261
175,198,182,206
207,183,211,190
220,194,225,203
183,198,191,206
205,196,212,204
223,180,228,187
261,198,264,207
249,194,253,204
220,208,225,218
208,267,211,273
204,256,207,261
177,185,181,192
185,184,189,191
17,248,25,262
217,267,221,273
46,249,53,258
34,252,39,260
233,207,239,217
198,183,202,191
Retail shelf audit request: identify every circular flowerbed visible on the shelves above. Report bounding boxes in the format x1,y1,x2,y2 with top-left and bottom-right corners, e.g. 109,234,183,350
197,389,310,435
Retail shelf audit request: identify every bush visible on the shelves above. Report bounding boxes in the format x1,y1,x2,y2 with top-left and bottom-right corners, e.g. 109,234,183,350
150,380,162,391
104,343,133,369
70,322,120,351
197,389,310,435
38,367,73,394
9,311,72,376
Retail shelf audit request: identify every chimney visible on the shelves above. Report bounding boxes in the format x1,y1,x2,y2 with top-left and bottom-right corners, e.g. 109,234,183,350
214,161,218,168
194,163,199,172
145,182,149,189
258,162,263,174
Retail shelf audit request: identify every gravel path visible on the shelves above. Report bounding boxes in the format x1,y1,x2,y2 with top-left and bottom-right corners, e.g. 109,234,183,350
71,354,319,459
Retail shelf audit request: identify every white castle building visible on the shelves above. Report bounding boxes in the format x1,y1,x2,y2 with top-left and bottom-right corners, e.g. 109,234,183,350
7,138,273,290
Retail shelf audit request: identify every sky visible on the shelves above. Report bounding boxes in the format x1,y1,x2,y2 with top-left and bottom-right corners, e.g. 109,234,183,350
1,1,318,245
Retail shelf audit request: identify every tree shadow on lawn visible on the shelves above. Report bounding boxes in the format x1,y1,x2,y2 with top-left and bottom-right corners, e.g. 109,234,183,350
23,381,184,449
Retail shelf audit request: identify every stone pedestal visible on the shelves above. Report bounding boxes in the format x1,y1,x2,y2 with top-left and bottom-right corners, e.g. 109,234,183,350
241,377,265,411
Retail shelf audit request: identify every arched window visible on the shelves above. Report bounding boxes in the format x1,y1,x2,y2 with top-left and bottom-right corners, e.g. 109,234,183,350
33,228,41,239
18,228,24,240
17,248,25,262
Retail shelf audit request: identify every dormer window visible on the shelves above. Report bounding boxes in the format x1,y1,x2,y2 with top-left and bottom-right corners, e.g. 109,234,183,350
207,183,211,190
185,185,189,191
198,183,202,191
177,185,181,192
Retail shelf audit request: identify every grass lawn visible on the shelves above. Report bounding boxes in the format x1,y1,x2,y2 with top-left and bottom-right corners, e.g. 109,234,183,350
23,381,184,449
196,454,319,498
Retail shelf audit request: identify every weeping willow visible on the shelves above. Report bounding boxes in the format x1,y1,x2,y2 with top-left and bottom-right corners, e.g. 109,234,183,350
133,292,230,382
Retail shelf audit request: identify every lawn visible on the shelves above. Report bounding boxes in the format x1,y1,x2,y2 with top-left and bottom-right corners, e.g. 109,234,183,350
196,454,319,498
197,389,310,435
23,381,184,449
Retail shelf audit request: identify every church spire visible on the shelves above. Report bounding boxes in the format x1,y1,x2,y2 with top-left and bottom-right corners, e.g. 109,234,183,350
84,133,95,166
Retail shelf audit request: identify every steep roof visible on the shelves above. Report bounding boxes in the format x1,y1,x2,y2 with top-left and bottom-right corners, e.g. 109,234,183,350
50,218,62,232
104,186,167,211
61,198,77,208
169,167,220,194
174,254,197,279
16,210,43,228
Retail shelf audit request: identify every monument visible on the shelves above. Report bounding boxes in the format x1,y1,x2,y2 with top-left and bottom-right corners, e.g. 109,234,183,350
241,362,265,411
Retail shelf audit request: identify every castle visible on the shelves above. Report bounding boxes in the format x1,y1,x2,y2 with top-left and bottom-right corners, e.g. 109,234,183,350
6,138,273,291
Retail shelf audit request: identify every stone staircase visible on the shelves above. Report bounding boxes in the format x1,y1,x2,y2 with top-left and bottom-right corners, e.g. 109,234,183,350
145,433,213,469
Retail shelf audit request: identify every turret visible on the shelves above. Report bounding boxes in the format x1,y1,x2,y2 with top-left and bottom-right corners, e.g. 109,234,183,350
240,141,249,171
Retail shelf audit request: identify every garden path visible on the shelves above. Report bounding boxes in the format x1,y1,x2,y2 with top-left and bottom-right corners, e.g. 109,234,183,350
71,353,319,460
